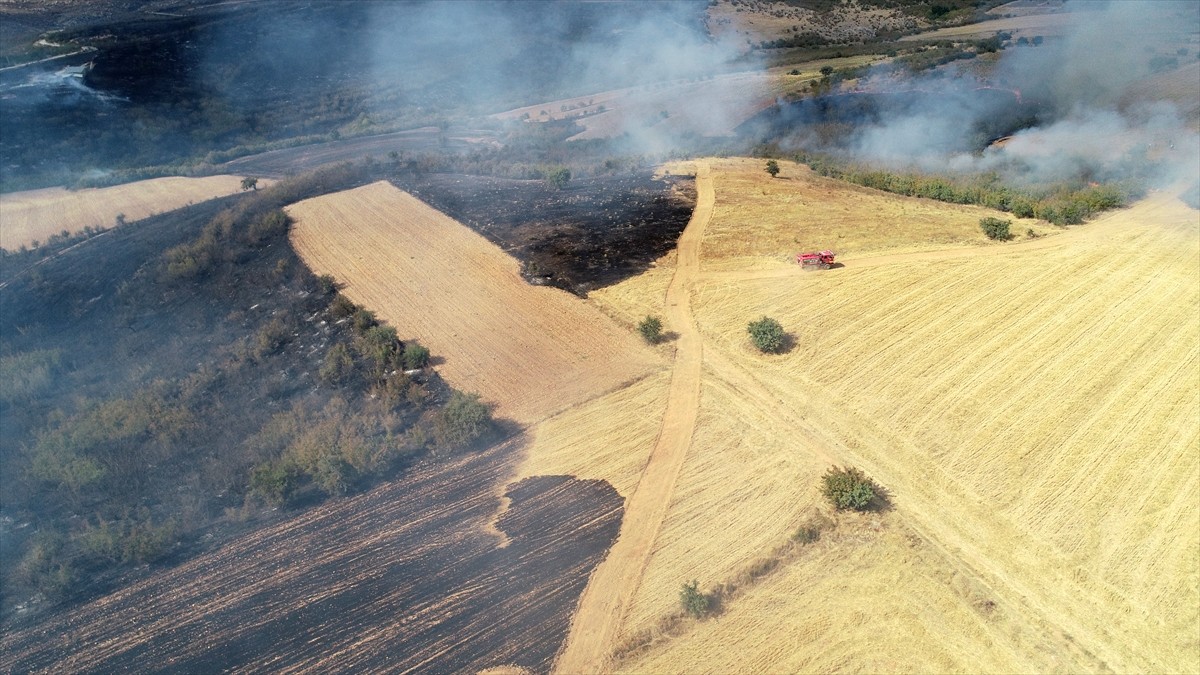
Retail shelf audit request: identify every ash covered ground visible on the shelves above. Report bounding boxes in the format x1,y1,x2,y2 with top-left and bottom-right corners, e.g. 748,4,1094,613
395,171,696,296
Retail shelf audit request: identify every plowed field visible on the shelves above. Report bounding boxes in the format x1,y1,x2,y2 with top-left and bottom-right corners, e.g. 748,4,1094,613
0,175,262,250
287,181,661,426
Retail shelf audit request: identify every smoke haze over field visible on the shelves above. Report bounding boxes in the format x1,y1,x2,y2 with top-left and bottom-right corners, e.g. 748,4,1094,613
790,0,1200,190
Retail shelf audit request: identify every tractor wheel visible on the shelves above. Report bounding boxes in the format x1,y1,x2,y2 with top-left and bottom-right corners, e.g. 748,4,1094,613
821,263,830,270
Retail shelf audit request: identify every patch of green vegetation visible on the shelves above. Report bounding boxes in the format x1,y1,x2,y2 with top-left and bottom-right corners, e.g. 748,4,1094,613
0,164,488,607
796,151,1141,226
821,466,880,511
748,316,787,354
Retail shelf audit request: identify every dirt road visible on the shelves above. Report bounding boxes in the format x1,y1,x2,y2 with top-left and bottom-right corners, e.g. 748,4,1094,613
554,162,713,673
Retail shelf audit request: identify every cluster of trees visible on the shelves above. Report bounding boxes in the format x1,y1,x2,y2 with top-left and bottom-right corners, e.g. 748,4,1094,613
797,152,1136,226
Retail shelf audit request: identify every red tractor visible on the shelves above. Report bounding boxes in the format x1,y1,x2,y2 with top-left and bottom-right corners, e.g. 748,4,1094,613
796,249,836,270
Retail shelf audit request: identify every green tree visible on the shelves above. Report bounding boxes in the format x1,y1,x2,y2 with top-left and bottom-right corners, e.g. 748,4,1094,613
680,580,710,618
545,166,572,190
819,65,834,77
638,315,663,344
240,177,259,191
747,316,786,353
821,466,877,511
980,216,1012,240
765,159,780,178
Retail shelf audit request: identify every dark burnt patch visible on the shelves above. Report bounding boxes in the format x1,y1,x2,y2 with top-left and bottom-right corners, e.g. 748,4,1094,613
1,440,623,674
394,172,696,296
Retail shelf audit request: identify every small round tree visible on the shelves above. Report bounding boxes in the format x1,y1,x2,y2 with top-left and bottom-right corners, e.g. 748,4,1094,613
747,316,786,353
638,315,663,344
821,466,876,511
980,216,1012,240
765,159,780,178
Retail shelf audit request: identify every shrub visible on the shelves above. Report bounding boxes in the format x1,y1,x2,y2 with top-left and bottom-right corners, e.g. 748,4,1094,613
247,210,288,243
317,274,338,295
319,343,355,384
747,316,786,353
821,466,876,511
765,159,780,177
249,461,302,506
352,308,377,332
434,391,493,449
638,315,663,344
544,166,571,190
980,216,1012,240
403,343,430,370
329,294,357,318
794,525,821,544
680,580,710,618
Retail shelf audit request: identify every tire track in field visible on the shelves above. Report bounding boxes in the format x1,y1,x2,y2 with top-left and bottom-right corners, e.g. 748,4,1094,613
554,161,713,674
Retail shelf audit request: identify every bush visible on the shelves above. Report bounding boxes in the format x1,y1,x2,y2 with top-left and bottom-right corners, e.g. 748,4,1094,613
544,166,571,190
821,466,876,511
747,316,786,353
250,461,302,506
329,294,357,318
403,343,430,370
980,216,1012,240
765,159,780,177
319,343,355,384
434,391,493,449
638,315,663,344
680,579,710,618
317,274,338,295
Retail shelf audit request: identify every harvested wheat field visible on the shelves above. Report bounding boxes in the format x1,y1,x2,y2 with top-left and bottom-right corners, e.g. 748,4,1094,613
287,181,661,426
546,159,1198,674
667,157,1050,273
0,175,262,250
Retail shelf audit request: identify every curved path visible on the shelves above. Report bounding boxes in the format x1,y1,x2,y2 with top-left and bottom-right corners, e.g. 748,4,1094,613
554,161,713,674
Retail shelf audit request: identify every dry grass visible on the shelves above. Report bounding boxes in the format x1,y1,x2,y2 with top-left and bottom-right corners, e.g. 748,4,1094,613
554,158,1197,673
667,188,1199,672
617,516,1052,674
692,157,1050,272
514,370,670,499
287,181,661,427
0,175,263,250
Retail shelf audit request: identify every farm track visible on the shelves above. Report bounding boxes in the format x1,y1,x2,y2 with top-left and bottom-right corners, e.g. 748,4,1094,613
554,161,713,674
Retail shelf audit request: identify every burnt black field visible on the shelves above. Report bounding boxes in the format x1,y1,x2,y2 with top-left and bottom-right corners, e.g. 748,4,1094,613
0,441,623,674
397,172,697,295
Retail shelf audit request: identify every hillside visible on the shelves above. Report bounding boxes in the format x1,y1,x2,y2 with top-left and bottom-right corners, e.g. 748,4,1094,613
529,158,1197,672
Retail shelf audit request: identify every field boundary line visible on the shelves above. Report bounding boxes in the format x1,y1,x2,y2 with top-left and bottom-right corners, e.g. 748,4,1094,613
554,161,714,674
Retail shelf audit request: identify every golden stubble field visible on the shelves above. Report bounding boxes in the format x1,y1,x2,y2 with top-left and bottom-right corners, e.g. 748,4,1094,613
0,175,264,250
287,181,661,427
287,162,1197,673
